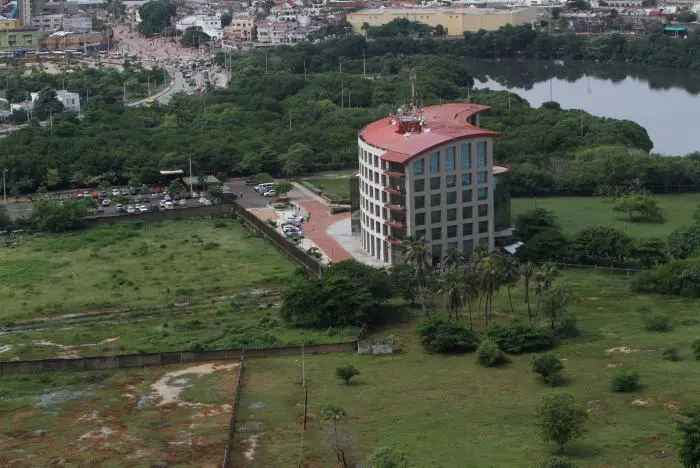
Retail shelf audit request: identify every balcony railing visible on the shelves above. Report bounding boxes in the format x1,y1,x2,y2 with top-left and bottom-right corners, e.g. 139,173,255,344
383,171,405,179
385,204,407,213
383,186,406,196
385,220,407,229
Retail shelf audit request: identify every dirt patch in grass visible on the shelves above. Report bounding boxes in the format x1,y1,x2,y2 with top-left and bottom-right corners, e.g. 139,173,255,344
151,362,238,406
606,346,640,354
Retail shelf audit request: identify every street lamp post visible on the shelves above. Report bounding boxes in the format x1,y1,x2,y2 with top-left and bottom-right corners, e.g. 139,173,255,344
2,168,7,205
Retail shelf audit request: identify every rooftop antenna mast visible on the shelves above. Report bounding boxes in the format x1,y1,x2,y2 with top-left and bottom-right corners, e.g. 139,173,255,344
409,72,417,109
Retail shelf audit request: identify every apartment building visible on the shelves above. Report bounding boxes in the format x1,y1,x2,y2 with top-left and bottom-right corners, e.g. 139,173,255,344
357,102,510,266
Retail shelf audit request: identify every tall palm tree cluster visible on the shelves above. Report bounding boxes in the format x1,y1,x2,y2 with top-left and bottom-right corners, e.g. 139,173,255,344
402,236,558,330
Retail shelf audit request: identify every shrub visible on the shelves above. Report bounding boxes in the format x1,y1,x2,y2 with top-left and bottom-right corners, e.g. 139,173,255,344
662,348,681,361
643,313,673,332
418,318,480,354
335,364,360,384
693,339,700,360
555,316,580,339
610,369,639,392
476,339,509,367
539,456,579,468
366,447,410,468
486,322,556,354
532,353,565,386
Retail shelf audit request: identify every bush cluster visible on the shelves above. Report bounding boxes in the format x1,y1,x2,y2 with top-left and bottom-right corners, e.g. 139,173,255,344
476,340,509,367
532,353,565,387
631,258,700,298
418,318,480,354
642,313,673,332
486,322,556,354
610,369,640,392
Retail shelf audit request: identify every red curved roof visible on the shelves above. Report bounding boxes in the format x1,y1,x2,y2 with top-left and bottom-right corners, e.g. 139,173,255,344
360,103,501,165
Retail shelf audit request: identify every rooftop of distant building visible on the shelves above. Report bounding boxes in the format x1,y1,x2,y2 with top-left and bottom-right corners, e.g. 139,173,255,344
352,6,533,15
360,103,501,164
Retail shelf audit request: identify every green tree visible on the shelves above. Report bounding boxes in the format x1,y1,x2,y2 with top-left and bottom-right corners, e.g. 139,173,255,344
402,236,431,316
515,208,560,242
33,86,64,120
540,286,572,330
442,248,464,272
280,143,314,177
521,261,536,325
668,225,700,259
572,226,634,264
167,179,186,197
335,364,360,384
612,194,664,222
678,406,700,468
499,254,521,314
535,393,588,453
535,263,558,318
321,405,350,468
478,256,501,324
677,11,698,22
221,11,233,27
0,205,12,231
274,181,293,197
46,168,60,187
532,353,565,386
137,0,176,36
181,27,211,48
438,268,466,321
29,198,90,232
366,447,410,468
390,263,417,305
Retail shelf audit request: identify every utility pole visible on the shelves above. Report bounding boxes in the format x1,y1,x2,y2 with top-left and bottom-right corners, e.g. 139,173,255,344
303,60,306,80
339,56,342,73
265,50,268,73
288,111,292,131
188,154,194,195
148,74,151,97
362,49,366,77
341,77,344,108
348,89,351,108
2,168,7,206
123,82,126,106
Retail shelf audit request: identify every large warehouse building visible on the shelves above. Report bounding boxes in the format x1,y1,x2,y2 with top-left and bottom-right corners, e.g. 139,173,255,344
347,7,537,36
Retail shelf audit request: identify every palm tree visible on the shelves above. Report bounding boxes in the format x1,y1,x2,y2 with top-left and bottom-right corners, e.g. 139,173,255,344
438,268,464,321
535,263,558,318
322,405,348,467
521,261,536,325
402,236,431,316
478,256,501,324
442,248,464,273
499,255,521,315
462,269,481,330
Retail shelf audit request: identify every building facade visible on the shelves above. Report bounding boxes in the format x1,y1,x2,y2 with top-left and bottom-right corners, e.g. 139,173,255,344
0,27,42,52
31,13,63,30
347,7,537,37
358,103,509,266
175,15,223,39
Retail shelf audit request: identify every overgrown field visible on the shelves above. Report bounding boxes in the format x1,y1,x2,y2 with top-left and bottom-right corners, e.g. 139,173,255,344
234,270,700,466
0,219,296,322
0,362,239,466
512,193,700,238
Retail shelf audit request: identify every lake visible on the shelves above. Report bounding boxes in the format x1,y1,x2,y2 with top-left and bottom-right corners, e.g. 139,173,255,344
470,60,700,156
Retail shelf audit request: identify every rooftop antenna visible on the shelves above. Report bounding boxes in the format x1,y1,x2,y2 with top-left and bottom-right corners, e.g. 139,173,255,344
409,72,417,109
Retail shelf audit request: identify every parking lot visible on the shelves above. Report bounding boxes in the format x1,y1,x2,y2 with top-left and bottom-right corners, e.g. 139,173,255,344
224,180,307,210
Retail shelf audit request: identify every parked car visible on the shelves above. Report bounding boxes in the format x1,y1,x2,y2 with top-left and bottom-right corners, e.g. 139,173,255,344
112,188,120,197
164,194,172,202
284,229,304,239
282,220,302,229
139,204,149,213
159,200,167,209
116,204,125,212
254,183,274,194
263,190,276,197
99,190,107,199
200,198,212,206
120,188,130,196
83,190,90,198
126,205,136,214
95,206,104,214
165,201,174,210
178,199,187,206
285,212,304,223
191,191,200,198
102,199,111,206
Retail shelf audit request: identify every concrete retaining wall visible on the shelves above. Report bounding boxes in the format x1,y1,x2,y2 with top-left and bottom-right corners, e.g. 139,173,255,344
0,342,357,375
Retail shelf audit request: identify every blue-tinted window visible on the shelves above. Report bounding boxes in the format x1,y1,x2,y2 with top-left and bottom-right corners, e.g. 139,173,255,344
461,143,471,169
478,187,488,200
462,173,472,186
476,142,487,168
477,171,488,184
446,147,456,172
430,152,440,174
414,159,424,176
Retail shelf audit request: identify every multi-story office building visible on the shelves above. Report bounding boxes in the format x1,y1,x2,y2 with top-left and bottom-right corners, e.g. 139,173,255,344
357,102,510,266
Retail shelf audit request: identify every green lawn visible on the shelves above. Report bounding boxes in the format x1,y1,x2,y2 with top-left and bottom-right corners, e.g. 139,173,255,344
302,176,352,201
0,219,296,322
512,193,700,238
234,270,700,466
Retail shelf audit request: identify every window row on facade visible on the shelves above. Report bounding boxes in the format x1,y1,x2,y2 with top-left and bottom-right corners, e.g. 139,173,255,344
413,141,488,176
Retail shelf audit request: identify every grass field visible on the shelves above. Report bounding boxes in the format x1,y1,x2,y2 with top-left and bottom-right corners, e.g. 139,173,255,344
234,270,700,466
302,176,352,202
0,219,296,322
512,193,700,238
0,362,239,466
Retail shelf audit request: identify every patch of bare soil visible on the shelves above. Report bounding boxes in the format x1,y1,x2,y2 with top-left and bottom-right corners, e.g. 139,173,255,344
151,362,238,406
606,346,639,354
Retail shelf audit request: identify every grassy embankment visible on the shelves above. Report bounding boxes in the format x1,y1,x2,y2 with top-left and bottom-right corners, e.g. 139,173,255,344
233,270,700,466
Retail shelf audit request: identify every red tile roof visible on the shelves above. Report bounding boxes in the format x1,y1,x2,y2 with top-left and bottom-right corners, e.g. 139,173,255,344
360,103,501,165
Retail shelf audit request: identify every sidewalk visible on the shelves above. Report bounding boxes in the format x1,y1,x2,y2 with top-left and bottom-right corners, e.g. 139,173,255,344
297,200,353,263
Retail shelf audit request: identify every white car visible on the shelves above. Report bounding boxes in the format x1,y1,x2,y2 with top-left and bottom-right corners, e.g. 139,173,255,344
120,188,130,196
200,198,212,206
255,183,274,194
102,199,111,206
164,194,172,201
284,213,304,223
191,191,200,198
178,199,187,206
139,204,149,213
112,188,120,197
126,205,136,214
159,200,167,209
263,190,276,197
165,201,174,210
